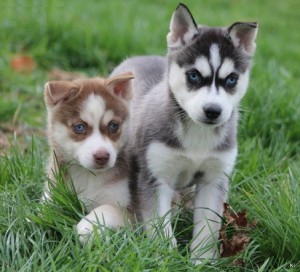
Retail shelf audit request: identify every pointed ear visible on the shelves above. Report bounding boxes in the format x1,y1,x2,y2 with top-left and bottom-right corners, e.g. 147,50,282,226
44,81,79,107
167,3,198,50
228,22,258,55
105,72,134,102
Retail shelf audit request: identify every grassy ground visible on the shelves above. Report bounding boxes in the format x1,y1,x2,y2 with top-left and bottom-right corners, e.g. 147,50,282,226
1,0,300,271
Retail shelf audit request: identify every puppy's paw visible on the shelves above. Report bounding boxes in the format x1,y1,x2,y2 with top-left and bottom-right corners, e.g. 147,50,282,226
76,204,127,244
77,217,95,244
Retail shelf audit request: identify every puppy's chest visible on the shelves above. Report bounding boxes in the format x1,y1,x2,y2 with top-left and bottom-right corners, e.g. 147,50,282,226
146,141,214,189
69,167,129,212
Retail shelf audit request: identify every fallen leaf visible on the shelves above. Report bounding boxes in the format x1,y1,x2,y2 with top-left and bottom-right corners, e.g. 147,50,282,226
11,54,36,73
220,203,256,260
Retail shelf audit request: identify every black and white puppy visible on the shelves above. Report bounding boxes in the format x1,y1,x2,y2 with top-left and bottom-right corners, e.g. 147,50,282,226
111,3,258,262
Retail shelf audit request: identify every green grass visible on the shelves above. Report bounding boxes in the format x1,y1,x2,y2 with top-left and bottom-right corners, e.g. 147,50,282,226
1,0,300,271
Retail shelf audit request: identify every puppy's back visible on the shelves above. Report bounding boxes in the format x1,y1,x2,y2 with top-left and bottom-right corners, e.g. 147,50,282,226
110,56,166,97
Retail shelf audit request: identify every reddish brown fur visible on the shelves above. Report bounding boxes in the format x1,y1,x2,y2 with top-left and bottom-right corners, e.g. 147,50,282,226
43,75,134,216
46,77,129,146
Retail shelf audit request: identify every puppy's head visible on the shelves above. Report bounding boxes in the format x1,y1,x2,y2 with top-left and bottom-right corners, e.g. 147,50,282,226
167,4,258,127
45,72,134,171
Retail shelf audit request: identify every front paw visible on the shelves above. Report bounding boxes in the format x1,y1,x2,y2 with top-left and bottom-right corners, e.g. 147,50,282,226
76,204,127,244
76,216,96,244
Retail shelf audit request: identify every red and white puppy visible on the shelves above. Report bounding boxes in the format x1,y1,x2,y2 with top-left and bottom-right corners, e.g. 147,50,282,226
43,72,133,241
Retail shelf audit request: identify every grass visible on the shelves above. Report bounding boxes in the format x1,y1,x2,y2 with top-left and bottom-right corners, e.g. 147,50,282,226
0,0,300,270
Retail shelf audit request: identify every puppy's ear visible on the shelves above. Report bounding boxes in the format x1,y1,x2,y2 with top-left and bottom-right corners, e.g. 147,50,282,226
44,81,79,107
228,22,258,56
167,3,198,50
105,72,134,102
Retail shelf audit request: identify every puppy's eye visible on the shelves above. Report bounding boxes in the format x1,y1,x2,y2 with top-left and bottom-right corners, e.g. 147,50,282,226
186,70,202,84
225,74,238,88
73,123,86,134
108,121,119,134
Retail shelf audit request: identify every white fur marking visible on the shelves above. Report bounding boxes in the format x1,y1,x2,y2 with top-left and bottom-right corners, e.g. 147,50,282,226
80,95,105,129
102,110,114,125
168,62,192,111
210,44,221,72
195,57,211,77
218,58,235,79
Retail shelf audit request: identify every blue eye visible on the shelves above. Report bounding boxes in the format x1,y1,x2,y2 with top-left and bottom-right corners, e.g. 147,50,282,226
225,74,238,88
108,121,119,134
74,123,86,134
186,70,202,84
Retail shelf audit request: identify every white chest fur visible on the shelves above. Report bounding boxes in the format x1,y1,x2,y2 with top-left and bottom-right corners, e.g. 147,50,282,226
146,124,237,189
69,166,130,212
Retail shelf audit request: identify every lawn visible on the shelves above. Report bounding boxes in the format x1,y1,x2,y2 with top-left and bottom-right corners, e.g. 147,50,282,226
0,0,300,271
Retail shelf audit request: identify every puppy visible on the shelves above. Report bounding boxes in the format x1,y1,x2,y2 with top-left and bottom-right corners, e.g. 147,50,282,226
111,3,258,262
43,73,133,241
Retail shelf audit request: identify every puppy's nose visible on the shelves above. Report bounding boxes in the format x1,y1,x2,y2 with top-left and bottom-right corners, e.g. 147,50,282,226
93,150,110,166
203,104,222,120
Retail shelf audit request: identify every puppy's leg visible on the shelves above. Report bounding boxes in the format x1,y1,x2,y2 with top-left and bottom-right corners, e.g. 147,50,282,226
191,177,228,263
77,204,126,243
142,181,177,246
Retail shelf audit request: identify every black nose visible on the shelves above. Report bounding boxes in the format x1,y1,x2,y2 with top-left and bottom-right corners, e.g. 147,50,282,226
203,104,222,120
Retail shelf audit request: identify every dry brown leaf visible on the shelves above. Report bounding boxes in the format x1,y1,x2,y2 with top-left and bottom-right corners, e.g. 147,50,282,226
220,203,256,261
11,54,36,73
